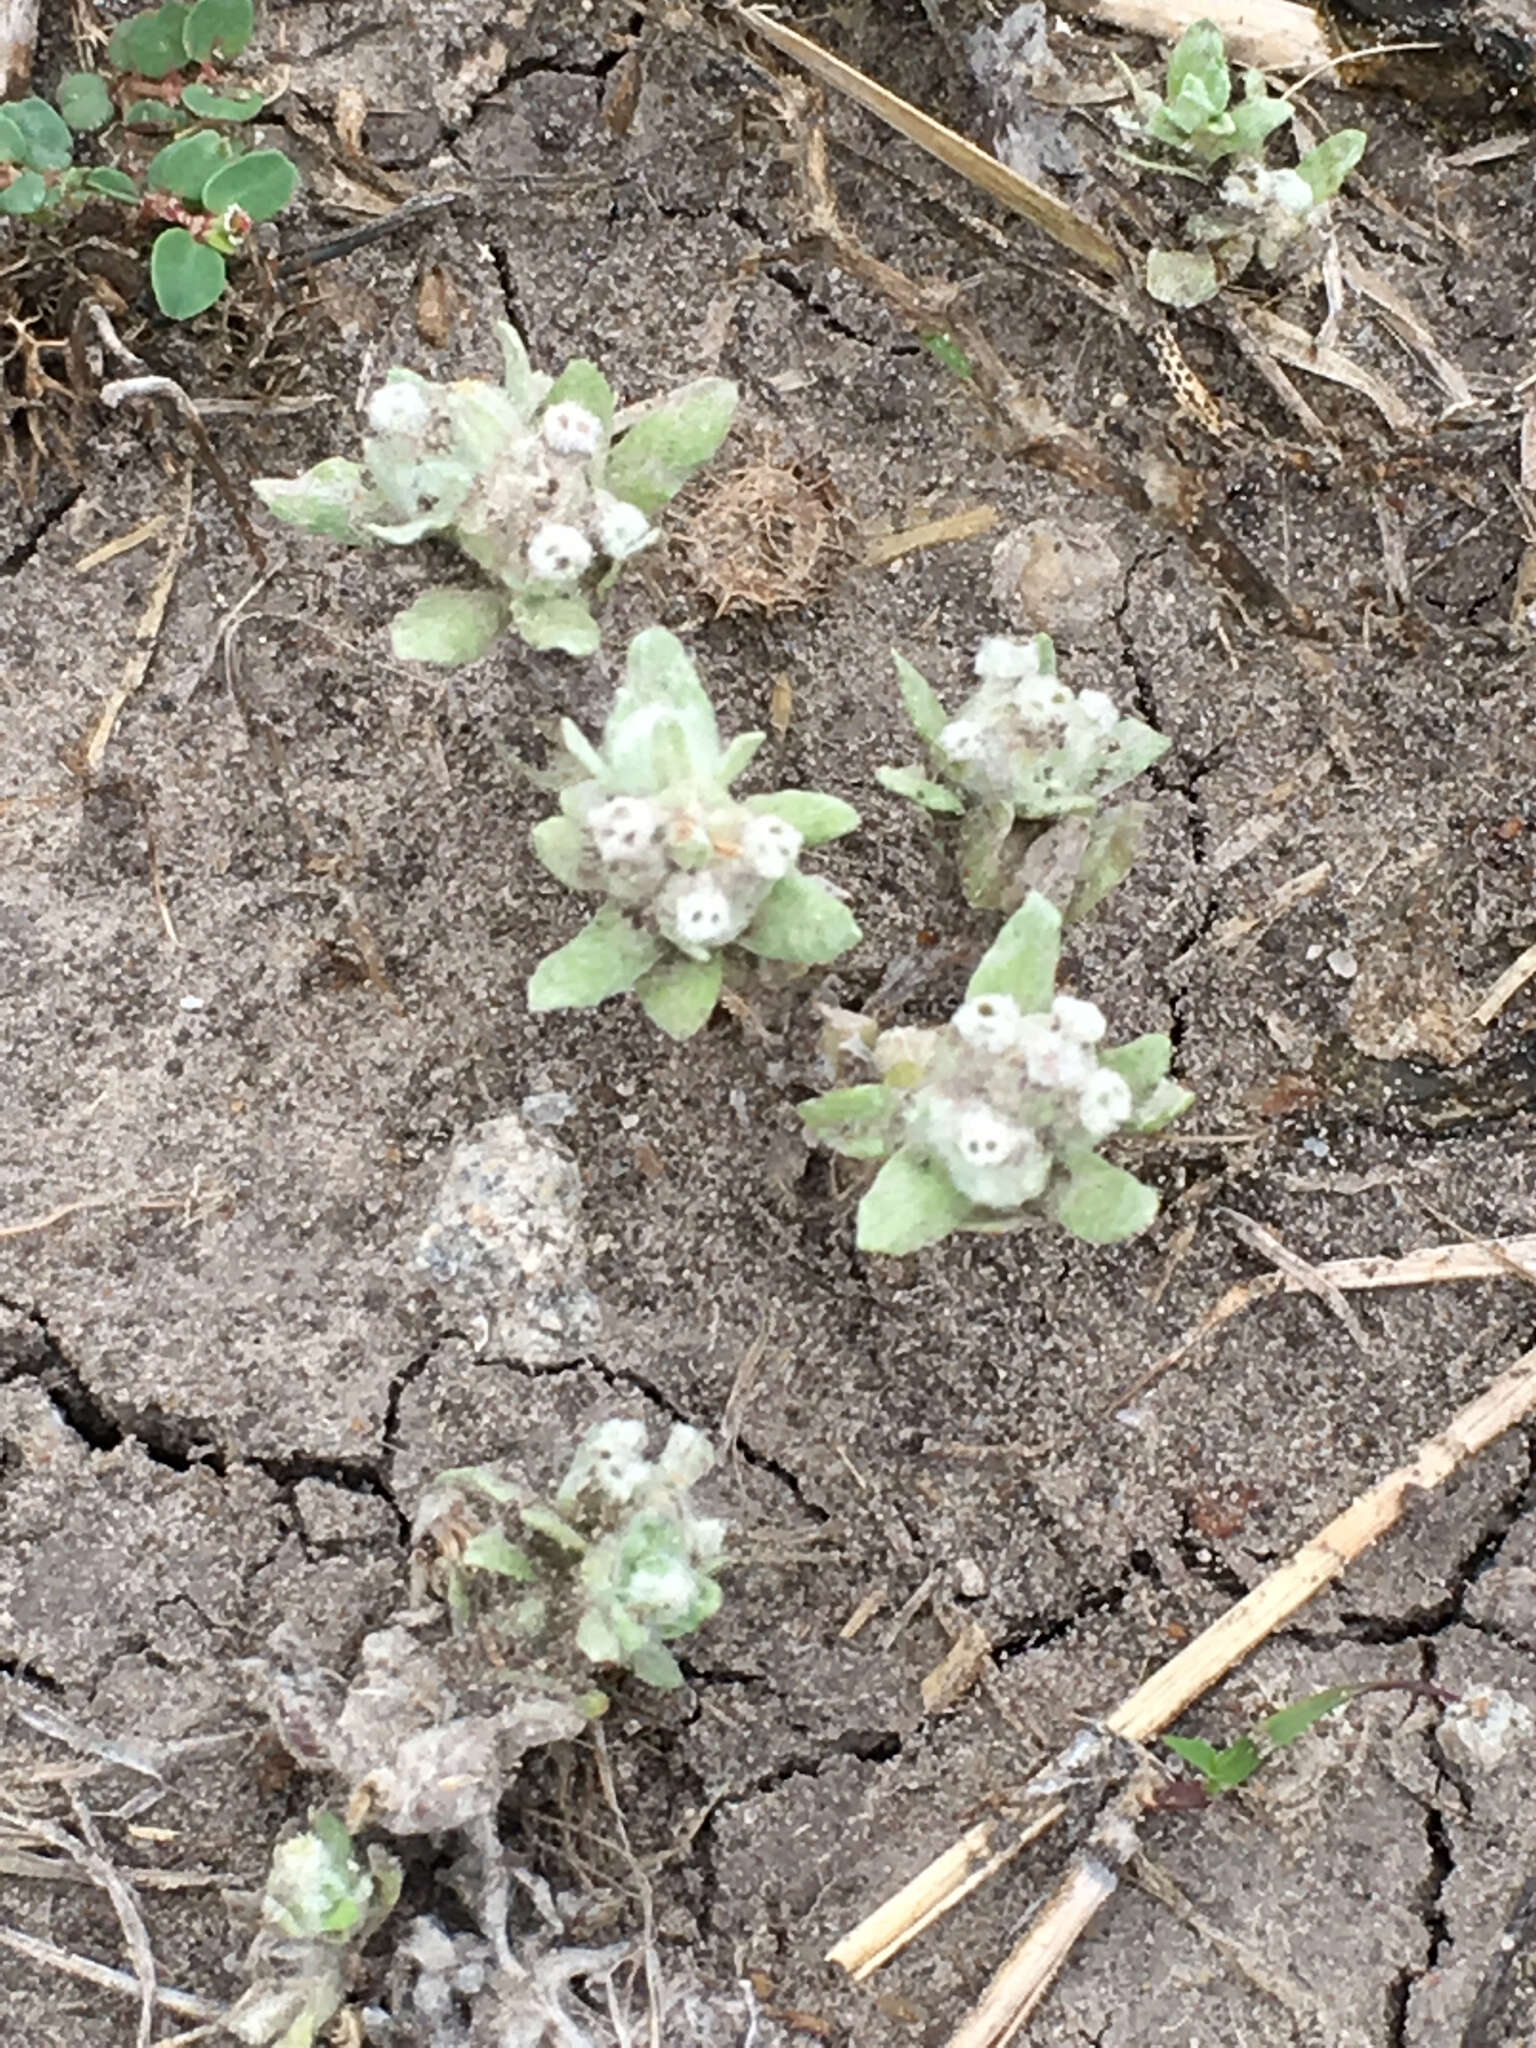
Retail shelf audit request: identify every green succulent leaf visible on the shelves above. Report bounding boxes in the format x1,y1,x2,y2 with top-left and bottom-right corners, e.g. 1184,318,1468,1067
629,1640,685,1689
110,4,194,78
200,147,299,222
738,872,860,964
892,650,949,743
123,101,182,127
876,764,965,814
0,113,24,164
0,169,48,215
743,790,861,843
635,954,724,1039
718,730,767,785
252,458,376,542
147,127,230,198
528,905,664,1013
1295,127,1366,202
84,166,141,201
797,1083,895,1160
1051,1152,1159,1244
857,1148,975,1255
510,591,602,656
56,73,114,132
4,97,73,171
966,890,1062,1012
181,82,266,120
460,1529,536,1578
545,357,615,430
149,228,226,318
1145,247,1220,307
390,587,507,666
530,815,590,889
602,377,738,516
183,0,255,61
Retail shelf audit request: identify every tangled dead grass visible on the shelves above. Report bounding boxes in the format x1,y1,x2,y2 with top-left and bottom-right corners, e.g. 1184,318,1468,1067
679,449,857,614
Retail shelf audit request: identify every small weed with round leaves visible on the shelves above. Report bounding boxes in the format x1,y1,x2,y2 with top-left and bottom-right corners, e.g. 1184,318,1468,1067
527,627,861,1035
253,325,739,663
799,891,1192,1255
879,632,1169,918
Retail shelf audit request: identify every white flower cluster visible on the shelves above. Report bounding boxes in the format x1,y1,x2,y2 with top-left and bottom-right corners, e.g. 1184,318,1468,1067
910,990,1135,1209
360,377,658,590
936,638,1127,811
582,792,804,959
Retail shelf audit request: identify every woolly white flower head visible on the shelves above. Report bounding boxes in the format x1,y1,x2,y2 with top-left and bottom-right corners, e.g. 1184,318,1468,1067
938,718,989,765
558,1419,650,1505
1051,994,1107,1044
664,876,736,949
952,992,1024,1055
367,379,433,439
974,636,1042,684
624,1559,701,1616
1075,1067,1134,1140
1012,671,1074,721
1076,689,1118,734
1014,1016,1094,1091
925,1098,1050,1208
593,491,656,560
740,812,803,881
589,796,661,868
949,1103,1025,1168
527,522,593,583
540,400,603,456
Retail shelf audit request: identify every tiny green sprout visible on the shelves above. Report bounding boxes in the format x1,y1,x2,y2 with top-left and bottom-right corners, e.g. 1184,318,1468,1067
922,330,974,380
0,0,297,321
252,327,739,664
526,627,860,1035
798,891,1192,1255
414,1420,727,1693
1163,1686,1353,1796
1115,18,1366,307
879,633,1169,919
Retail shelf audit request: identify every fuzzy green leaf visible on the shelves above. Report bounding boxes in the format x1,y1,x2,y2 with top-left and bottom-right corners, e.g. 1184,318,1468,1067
892,651,949,743
510,591,602,656
520,1503,586,1551
4,97,73,171
85,166,140,201
528,905,663,1013
602,378,738,516
1145,247,1220,307
530,815,589,889
0,170,47,215
110,4,193,79
545,358,615,429
876,764,965,814
57,73,114,132
1065,803,1147,923
147,128,229,198
738,872,860,964
181,82,265,120
603,628,720,787
744,790,861,843
1097,1032,1173,1096
1295,128,1366,202
857,1148,974,1255
390,587,506,666
1052,1152,1159,1244
1227,91,1293,155
797,1083,895,1159
460,1528,536,1578
966,890,1061,1011
149,228,226,317
1163,1734,1223,1778
252,457,375,542
0,114,24,164
635,954,723,1038
1262,1687,1352,1750
495,320,543,414
183,0,254,61
1167,19,1230,114
718,730,766,785
576,1608,622,1666
201,148,298,222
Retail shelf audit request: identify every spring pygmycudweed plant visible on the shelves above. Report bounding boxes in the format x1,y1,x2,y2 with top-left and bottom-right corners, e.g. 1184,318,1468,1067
1115,18,1366,307
799,891,1192,1255
252,324,739,663
526,626,861,1037
879,632,1169,918
413,1418,728,1693
0,0,300,319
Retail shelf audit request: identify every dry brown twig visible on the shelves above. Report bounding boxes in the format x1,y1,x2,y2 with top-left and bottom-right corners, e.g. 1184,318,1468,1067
831,1340,1536,2044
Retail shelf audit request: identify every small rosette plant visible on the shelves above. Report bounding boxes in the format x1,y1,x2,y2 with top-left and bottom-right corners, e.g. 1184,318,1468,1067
413,1420,727,1693
252,323,738,663
799,891,1192,1255
879,633,1168,918
1114,18,1366,308
0,0,299,320
528,627,861,1037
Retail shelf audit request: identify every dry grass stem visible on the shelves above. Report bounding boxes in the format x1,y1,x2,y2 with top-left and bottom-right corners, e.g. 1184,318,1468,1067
1217,1207,1370,1349
0,1922,219,2024
1468,940,1536,1029
864,505,998,566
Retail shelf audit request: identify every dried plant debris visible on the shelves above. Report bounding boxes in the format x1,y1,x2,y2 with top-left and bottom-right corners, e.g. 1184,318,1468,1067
681,453,856,614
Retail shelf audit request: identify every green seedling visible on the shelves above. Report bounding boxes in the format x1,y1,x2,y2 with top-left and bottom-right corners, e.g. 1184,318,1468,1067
527,627,861,1035
253,327,738,663
414,1419,728,1692
225,1811,401,2048
1162,1687,1352,1797
0,0,299,320
799,891,1191,1255
1114,18,1366,307
879,633,1168,918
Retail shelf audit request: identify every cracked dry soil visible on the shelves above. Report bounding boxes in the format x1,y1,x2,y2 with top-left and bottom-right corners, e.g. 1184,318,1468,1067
2,0,1535,2041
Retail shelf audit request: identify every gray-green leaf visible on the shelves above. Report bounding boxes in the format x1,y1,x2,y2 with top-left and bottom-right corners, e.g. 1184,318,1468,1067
530,815,591,889
545,357,615,429
738,873,860,964
252,458,375,542
1052,1153,1159,1243
966,890,1061,1011
511,591,602,656
876,764,965,814
744,790,862,842
797,1083,895,1160
857,1148,975,1255
1146,247,1221,307
390,587,507,666
528,905,663,1012
635,954,723,1038
602,378,738,516
1295,128,1366,202
461,1529,535,1578
892,650,949,742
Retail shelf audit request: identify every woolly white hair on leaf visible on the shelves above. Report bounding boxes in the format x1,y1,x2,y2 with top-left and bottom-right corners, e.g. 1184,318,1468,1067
938,717,989,764
1076,1067,1134,1140
366,380,434,439
1076,689,1119,733
593,491,656,560
1051,995,1107,1044
952,992,1024,1055
974,636,1041,683
1014,1017,1095,1091
661,876,736,950
527,522,594,582
541,401,603,456
588,796,661,866
740,812,803,881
